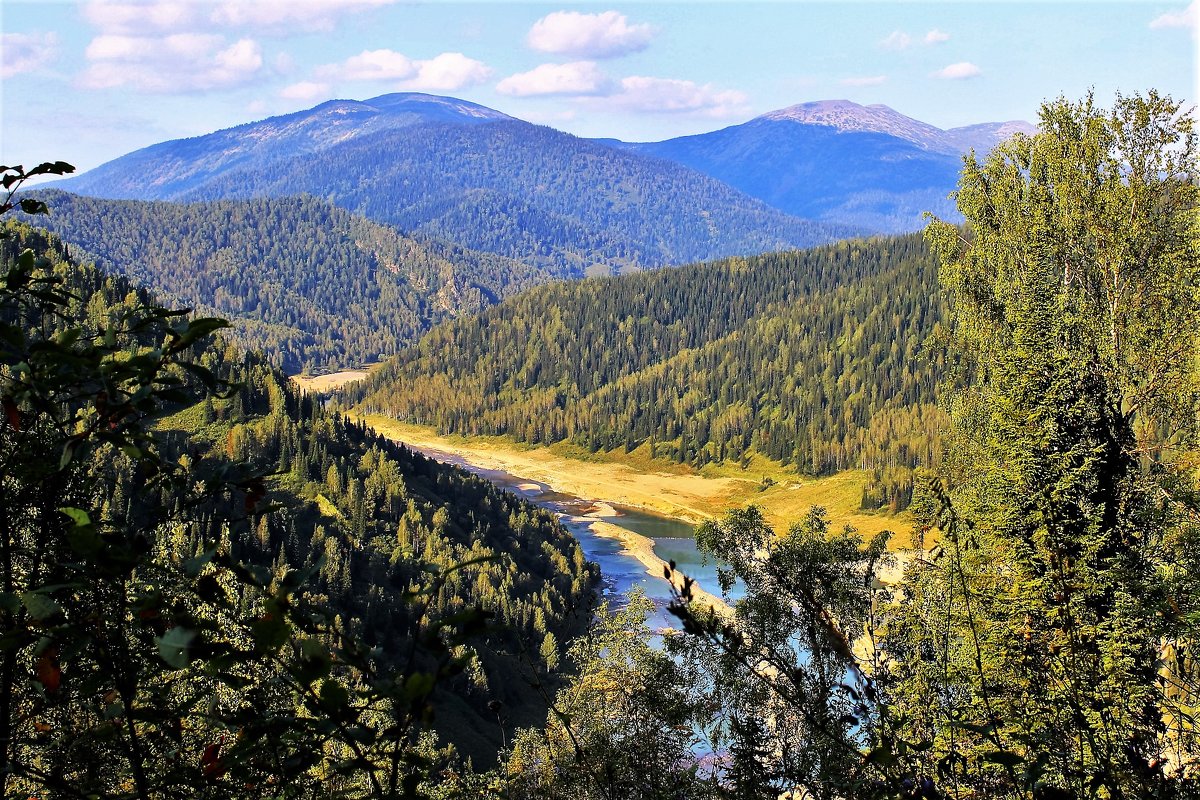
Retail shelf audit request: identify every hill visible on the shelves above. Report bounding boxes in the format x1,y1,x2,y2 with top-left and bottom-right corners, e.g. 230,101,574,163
350,234,947,509
0,220,597,782
23,191,548,373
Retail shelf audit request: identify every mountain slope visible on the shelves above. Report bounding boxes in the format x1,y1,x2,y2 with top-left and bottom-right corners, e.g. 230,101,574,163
1,220,597,772
625,99,1034,233
26,190,547,372
184,120,845,274
52,92,513,200
351,234,945,506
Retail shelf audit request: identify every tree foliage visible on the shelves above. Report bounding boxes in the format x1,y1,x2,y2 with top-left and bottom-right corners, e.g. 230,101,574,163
0,167,597,797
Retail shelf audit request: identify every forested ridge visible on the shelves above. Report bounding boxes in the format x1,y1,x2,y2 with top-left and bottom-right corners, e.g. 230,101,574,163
0,216,596,796
181,120,848,274
23,191,548,373
352,233,946,507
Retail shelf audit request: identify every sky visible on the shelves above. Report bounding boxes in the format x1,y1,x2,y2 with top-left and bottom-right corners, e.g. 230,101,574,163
2,1,1197,174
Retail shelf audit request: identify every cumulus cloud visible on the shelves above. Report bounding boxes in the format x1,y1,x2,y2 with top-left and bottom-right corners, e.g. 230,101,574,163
527,10,655,58
82,0,395,35
80,33,264,92
883,28,950,49
318,48,415,81
931,61,981,79
314,49,491,91
210,0,396,33
496,61,611,97
280,80,332,101
1,32,60,78
606,76,747,116
840,75,887,87
401,53,492,91
1149,1,1197,29
82,1,200,34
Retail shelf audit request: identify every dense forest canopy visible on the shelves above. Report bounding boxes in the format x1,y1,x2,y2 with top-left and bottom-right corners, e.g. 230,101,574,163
0,199,596,797
352,233,946,508
21,191,550,373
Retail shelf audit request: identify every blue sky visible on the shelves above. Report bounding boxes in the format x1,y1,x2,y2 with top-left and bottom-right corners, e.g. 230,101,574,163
2,1,1196,173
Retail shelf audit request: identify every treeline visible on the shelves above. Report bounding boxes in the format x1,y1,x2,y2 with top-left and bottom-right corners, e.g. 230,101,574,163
352,234,946,501
23,191,548,373
1,221,597,789
186,120,848,274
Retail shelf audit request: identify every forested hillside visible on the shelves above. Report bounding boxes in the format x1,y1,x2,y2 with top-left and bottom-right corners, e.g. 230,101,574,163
1,216,597,796
352,234,945,506
70,115,847,275
24,191,547,372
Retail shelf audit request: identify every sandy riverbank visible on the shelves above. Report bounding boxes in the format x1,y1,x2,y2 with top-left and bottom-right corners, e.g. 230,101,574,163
558,504,732,617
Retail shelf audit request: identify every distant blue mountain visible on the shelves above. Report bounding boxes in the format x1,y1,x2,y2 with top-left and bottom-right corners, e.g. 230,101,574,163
53,93,513,200
620,100,1034,233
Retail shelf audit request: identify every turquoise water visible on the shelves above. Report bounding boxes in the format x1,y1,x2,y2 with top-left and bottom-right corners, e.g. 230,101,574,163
598,505,746,604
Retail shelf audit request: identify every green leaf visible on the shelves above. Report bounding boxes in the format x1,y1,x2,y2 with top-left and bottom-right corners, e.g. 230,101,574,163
157,626,195,669
249,615,290,654
59,507,91,527
319,678,350,711
20,592,63,622
296,638,332,683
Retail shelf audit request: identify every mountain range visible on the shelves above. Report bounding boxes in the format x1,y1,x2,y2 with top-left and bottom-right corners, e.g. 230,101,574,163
51,92,1032,251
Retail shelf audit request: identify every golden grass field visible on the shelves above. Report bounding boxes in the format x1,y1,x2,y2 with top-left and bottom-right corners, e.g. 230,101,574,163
289,368,374,394
360,415,911,548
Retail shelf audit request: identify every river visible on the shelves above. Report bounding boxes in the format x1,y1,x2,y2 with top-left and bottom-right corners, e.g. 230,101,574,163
401,441,740,630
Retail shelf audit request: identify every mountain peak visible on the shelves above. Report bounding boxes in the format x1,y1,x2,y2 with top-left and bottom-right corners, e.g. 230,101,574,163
755,99,957,151
361,92,513,121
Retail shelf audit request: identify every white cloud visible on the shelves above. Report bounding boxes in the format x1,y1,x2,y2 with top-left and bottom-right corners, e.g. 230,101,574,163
840,75,887,87
1,32,60,78
1150,1,1197,29
314,49,491,91
82,0,394,36
318,49,415,81
606,76,747,116
880,30,912,50
496,61,611,97
280,80,332,101
924,28,950,44
527,10,655,58
400,52,492,92
82,1,200,34
211,0,396,33
81,33,264,92
931,61,981,80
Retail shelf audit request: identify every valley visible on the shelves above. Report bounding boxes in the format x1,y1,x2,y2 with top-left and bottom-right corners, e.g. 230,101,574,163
360,415,904,543
3,4,1193,784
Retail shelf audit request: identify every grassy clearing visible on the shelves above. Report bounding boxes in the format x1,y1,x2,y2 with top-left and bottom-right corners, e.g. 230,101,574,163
290,363,385,394
359,415,912,548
